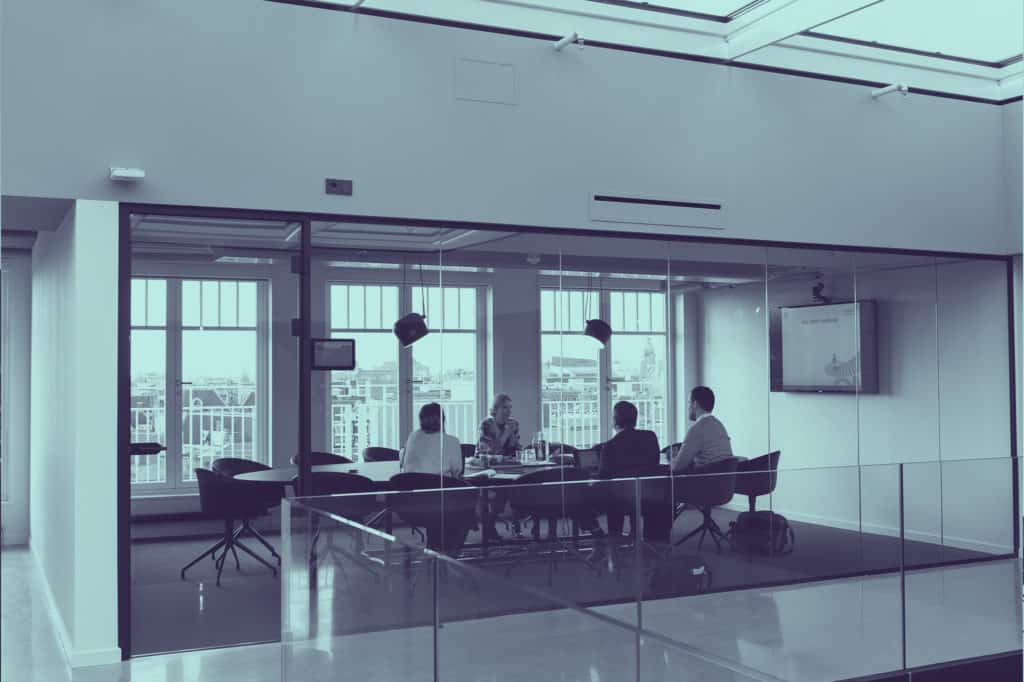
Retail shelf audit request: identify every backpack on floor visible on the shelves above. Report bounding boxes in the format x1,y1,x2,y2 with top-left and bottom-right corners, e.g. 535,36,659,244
728,511,794,556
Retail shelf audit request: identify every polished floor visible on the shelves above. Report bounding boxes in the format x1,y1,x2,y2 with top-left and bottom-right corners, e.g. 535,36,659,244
4,545,1020,682
129,506,990,655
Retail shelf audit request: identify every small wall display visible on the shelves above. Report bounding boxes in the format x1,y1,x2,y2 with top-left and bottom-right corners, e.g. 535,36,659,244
311,338,356,371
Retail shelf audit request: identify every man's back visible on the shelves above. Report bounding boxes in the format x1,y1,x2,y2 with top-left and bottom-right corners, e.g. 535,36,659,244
598,428,660,478
670,415,733,473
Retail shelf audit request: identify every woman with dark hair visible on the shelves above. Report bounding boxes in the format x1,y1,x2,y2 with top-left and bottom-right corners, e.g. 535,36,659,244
400,402,464,479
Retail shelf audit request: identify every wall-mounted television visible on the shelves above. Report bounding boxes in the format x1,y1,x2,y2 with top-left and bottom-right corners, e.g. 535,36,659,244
769,301,878,394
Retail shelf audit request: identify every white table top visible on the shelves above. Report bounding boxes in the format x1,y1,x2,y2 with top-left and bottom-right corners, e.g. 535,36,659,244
236,461,401,483
234,460,558,485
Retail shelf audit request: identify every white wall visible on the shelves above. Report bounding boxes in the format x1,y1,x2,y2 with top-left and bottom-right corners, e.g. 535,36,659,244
1,254,31,545
698,259,1014,553
30,201,120,666
0,0,1017,254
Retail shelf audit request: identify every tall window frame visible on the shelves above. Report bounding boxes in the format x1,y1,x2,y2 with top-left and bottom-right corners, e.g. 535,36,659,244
322,264,490,460
540,276,673,448
129,271,271,496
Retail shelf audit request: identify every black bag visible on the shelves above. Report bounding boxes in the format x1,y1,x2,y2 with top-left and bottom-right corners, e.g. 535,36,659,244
728,511,794,555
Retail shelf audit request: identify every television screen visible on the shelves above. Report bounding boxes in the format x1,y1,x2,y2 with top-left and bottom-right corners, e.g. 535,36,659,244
312,338,356,371
769,301,878,393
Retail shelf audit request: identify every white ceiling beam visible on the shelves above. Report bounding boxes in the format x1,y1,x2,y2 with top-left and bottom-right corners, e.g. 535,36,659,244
724,0,888,61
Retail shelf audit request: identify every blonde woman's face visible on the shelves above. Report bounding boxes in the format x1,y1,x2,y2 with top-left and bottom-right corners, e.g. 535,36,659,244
495,400,513,422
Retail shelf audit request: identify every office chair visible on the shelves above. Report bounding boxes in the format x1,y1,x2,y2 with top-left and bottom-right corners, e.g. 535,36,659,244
291,451,354,466
387,473,478,555
672,457,740,551
211,457,286,559
181,468,279,586
460,443,477,460
507,467,597,583
362,446,400,462
733,451,781,512
298,472,383,577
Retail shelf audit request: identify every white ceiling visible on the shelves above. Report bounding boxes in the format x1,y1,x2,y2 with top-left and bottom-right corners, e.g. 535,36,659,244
334,0,1023,100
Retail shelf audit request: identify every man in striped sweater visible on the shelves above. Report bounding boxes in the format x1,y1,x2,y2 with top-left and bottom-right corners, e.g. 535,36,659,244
669,386,734,473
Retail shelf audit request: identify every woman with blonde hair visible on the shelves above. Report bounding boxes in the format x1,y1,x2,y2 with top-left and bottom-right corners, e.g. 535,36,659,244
476,393,520,458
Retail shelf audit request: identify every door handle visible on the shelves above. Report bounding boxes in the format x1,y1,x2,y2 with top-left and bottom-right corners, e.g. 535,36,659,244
129,442,167,456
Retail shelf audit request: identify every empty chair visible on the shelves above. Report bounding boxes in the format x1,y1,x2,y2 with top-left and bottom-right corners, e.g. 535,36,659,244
212,457,286,541
672,457,740,551
291,451,354,466
363,446,400,462
733,451,781,512
181,468,278,586
387,473,477,554
460,443,477,460
299,472,381,523
298,472,383,570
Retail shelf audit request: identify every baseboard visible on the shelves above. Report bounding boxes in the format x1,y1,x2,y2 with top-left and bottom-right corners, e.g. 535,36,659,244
720,502,1012,556
29,544,123,668
29,543,74,667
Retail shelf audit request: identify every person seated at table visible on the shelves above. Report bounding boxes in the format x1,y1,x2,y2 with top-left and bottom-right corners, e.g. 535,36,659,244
669,386,733,474
591,401,662,539
400,402,464,479
476,393,521,459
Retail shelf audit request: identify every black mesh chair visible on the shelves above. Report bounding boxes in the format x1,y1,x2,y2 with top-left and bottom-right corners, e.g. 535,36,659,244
291,451,354,466
181,468,279,586
460,444,477,460
363,447,400,462
733,451,781,512
387,473,478,555
672,457,740,551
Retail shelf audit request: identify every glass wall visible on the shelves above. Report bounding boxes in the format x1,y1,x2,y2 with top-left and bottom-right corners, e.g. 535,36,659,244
123,210,1018,671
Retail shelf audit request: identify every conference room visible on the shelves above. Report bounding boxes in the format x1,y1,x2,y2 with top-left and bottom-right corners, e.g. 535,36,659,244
119,212,1017,679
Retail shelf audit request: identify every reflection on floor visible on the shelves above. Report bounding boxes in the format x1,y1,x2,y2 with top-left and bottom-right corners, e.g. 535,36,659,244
2,548,1019,682
129,507,994,655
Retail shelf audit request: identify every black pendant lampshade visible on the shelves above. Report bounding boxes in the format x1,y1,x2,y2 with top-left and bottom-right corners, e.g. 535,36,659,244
394,312,429,348
583,318,612,348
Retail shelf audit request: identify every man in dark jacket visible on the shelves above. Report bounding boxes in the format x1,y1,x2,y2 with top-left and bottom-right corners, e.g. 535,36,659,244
594,401,662,538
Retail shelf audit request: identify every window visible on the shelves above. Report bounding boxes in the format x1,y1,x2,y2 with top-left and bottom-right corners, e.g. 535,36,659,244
411,285,480,445
541,289,602,448
130,277,267,494
540,287,670,448
608,291,668,441
327,275,486,459
328,284,401,460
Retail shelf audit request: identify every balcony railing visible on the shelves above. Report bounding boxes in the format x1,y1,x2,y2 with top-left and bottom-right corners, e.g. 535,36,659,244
542,397,666,448
330,399,478,461
130,384,258,485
